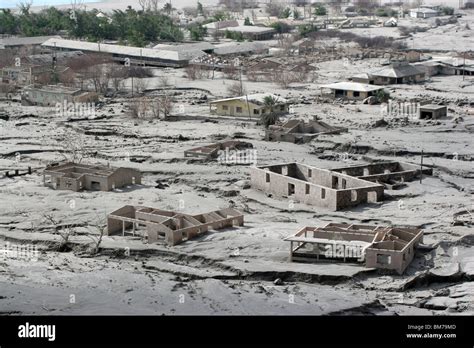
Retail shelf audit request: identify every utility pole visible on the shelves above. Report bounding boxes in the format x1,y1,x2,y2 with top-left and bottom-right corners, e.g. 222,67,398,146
239,64,243,95
420,150,424,184
463,51,466,81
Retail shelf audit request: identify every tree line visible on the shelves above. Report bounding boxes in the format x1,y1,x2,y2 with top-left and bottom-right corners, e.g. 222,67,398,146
0,4,184,46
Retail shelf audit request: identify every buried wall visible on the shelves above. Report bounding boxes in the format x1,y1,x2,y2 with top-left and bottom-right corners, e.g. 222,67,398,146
332,162,432,183
107,168,142,190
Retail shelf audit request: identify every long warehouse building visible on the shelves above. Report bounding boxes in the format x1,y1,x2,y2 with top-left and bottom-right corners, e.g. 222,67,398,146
41,38,206,67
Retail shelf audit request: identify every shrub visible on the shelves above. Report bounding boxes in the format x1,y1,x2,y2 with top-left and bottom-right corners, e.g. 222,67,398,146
271,21,291,34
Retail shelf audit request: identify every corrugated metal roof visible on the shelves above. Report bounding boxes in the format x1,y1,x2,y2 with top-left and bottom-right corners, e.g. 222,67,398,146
320,82,384,92
210,93,288,105
152,42,215,52
41,38,203,62
213,42,268,55
369,64,424,78
0,35,60,49
204,20,240,30
411,8,439,13
218,25,275,34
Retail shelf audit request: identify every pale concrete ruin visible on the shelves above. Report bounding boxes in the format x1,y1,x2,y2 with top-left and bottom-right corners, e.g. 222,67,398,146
332,161,433,188
21,84,98,106
250,163,384,211
265,118,348,144
43,161,141,192
107,205,244,246
418,104,448,119
184,140,253,160
285,223,424,274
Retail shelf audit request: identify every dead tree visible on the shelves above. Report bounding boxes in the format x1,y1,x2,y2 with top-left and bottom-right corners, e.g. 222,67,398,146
227,81,246,96
109,64,127,93
58,129,87,163
86,217,106,255
43,213,76,252
129,97,149,119
157,94,174,119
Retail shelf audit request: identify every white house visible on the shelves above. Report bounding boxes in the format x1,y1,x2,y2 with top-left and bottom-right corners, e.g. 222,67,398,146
409,8,439,18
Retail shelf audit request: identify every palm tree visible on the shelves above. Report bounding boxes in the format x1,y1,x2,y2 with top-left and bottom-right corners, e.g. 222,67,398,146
163,2,173,15
260,95,280,128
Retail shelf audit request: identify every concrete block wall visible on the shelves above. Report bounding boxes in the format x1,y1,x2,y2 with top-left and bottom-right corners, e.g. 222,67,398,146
250,166,339,210
251,163,383,211
106,205,135,235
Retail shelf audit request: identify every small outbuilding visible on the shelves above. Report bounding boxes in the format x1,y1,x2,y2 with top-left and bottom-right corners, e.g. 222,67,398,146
320,82,385,100
418,104,447,119
409,8,439,18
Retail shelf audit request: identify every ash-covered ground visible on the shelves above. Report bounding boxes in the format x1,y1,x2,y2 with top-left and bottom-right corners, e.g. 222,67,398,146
1,52,473,315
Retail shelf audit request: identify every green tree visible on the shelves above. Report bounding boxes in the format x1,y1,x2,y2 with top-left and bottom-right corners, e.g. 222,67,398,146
299,24,318,36
440,6,454,15
375,89,390,103
279,7,292,19
0,9,18,34
313,5,327,16
244,17,252,25
197,1,204,15
189,23,207,40
225,29,244,41
271,21,291,34
293,8,301,19
212,11,231,21
163,2,173,15
261,95,281,128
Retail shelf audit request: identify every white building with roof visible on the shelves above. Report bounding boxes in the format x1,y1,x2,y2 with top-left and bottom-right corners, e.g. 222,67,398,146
320,82,384,100
41,38,204,67
210,93,289,118
409,8,439,18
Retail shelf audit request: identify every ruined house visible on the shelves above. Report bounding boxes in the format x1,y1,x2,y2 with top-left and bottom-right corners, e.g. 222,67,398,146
351,62,425,85
43,162,141,192
338,18,372,28
250,163,384,211
331,161,433,188
414,57,474,77
21,84,98,106
210,94,289,118
247,58,316,81
107,205,244,246
320,82,385,100
265,118,348,144
292,38,317,55
184,140,253,160
284,223,424,274
2,65,72,86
